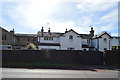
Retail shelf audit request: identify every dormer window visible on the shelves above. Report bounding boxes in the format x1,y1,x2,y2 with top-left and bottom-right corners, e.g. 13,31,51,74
69,35,73,39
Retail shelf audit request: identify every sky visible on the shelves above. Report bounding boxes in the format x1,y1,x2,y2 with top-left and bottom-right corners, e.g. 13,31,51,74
0,0,119,36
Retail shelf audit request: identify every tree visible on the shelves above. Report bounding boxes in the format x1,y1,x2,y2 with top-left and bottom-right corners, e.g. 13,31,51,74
26,42,37,50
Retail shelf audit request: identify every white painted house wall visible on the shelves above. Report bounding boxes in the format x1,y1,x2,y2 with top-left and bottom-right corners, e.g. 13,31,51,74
99,34,112,51
38,36,60,50
37,29,114,51
0,45,12,50
38,37,59,43
92,34,112,51
92,39,98,50
38,46,60,50
82,39,88,45
60,30,82,50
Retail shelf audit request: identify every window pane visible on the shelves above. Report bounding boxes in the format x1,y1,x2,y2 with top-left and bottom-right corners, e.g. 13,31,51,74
69,35,73,39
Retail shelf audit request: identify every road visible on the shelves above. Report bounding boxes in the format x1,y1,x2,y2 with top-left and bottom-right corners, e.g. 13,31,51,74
1,68,119,78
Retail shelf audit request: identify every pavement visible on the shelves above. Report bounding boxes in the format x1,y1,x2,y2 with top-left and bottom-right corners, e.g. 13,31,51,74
1,68,119,78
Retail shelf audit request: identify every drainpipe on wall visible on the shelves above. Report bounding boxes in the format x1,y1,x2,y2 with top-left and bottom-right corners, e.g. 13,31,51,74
109,39,110,50
97,38,99,51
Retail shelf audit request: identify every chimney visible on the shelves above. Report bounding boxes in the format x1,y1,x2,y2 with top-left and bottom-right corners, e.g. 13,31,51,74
90,27,94,37
10,28,15,34
48,28,51,35
41,27,44,37
65,28,67,33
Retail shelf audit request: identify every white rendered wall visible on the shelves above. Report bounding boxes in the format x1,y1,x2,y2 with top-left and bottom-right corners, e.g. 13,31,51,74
38,37,60,43
92,39,98,50
38,46,60,50
82,39,88,44
98,34,112,51
0,45,12,50
60,31,82,50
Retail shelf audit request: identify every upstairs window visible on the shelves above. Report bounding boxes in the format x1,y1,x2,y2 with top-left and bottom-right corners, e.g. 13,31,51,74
2,35,7,40
87,40,90,43
103,38,107,43
44,37,53,40
17,38,19,42
69,35,73,40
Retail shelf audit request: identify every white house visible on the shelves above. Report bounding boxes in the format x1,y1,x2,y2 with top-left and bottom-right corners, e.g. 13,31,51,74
37,27,118,51
59,29,82,50
92,32,113,51
37,27,94,50
2,26,119,51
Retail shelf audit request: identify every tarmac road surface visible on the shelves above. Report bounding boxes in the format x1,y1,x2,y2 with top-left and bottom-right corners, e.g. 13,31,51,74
1,68,119,78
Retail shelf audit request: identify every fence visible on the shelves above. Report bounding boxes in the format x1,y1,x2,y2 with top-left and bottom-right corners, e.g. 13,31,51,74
104,50,119,66
2,50,104,68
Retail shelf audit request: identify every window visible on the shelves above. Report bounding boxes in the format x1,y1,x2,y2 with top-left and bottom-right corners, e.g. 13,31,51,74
83,49,86,51
87,40,90,43
33,38,36,41
68,48,74,50
7,47,11,49
69,35,73,39
2,35,7,40
104,48,107,51
28,38,30,41
103,38,107,43
44,37,47,40
44,37,53,40
17,38,19,42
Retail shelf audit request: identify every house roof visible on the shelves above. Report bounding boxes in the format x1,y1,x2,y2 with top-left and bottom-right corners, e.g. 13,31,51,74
14,34,37,37
37,29,92,39
113,36,120,39
38,32,63,37
93,31,112,39
0,26,11,33
59,29,81,37
57,29,92,39
79,34,92,39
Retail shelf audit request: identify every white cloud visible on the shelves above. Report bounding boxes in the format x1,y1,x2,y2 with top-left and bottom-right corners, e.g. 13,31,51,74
4,0,92,34
2,0,118,35
49,21,91,34
59,0,119,2
111,33,118,36
5,0,63,30
100,25,115,31
76,0,117,12
94,23,117,34
79,15,93,27
100,9,118,23
93,8,118,34
51,21,75,32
